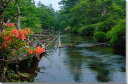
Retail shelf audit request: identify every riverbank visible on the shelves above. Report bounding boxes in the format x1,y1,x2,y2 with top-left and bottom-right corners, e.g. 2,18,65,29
62,30,126,56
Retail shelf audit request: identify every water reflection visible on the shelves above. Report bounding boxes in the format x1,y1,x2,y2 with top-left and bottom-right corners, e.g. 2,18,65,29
65,47,111,82
65,48,83,82
35,33,125,83
88,61,110,82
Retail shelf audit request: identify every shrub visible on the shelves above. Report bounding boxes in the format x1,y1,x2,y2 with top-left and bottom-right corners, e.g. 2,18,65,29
83,25,95,36
94,32,106,42
77,25,95,36
107,19,125,49
0,23,45,60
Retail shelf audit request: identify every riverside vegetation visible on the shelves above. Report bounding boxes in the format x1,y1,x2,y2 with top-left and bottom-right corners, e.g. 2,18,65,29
0,0,126,82
2,0,125,51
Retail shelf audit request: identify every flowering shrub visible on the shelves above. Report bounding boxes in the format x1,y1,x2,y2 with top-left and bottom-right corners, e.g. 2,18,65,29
0,23,45,60
2,23,15,27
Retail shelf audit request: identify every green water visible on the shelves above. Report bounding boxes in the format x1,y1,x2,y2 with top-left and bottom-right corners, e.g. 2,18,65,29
35,33,125,83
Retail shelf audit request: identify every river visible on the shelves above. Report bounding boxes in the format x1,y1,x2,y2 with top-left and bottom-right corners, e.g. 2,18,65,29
34,33,126,83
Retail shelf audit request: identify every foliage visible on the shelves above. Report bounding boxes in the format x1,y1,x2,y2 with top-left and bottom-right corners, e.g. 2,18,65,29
8,70,20,82
1,0,126,50
0,24,45,59
37,4,56,30
107,19,125,49
3,0,57,33
64,26,71,31
95,17,116,32
58,0,125,49
78,25,95,36
94,32,106,42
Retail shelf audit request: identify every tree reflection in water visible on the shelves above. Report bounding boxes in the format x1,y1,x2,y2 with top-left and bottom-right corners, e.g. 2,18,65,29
65,48,84,82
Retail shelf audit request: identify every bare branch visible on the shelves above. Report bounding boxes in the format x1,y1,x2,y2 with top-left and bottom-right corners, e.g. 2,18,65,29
7,13,21,23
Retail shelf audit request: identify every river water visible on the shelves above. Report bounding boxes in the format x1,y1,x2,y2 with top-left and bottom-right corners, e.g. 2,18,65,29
34,33,126,83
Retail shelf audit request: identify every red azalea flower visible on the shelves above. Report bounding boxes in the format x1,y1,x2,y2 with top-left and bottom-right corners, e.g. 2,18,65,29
35,46,45,55
2,42,8,47
19,34,26,40
25,28,31,32
25,28,33,34
27,48,33,54
29,49,33,54
8,23,15,27
11,29,19,37
3,36,11,41
19,29,28,36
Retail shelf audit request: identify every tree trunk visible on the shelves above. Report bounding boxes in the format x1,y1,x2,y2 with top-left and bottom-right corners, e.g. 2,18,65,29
16,1,21,30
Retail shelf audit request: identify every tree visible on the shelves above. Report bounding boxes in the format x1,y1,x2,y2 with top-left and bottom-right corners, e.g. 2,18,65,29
58,0,125,50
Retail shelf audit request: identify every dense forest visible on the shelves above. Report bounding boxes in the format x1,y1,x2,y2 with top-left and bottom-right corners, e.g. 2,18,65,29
57,0,126,51
1,0,125,51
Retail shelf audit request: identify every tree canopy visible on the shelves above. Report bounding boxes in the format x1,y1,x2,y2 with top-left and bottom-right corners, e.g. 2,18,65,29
0,0,126,50
57,0,125,50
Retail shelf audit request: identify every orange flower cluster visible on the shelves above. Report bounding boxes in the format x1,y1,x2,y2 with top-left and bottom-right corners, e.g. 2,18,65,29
28,46,46,55
0,23,45,58
11,28,33,40
0,27,32,49
2,23,15,27
35,46,46,55
2,42,8,47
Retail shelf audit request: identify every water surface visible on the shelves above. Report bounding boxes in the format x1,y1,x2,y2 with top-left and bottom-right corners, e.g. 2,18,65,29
35,33,125,83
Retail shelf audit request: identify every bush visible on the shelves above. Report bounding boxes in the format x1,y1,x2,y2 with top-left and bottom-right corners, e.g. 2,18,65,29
77,25,95,36
94,32,106,42
107,19,125,49
0,23,46,60
83,25,95,36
